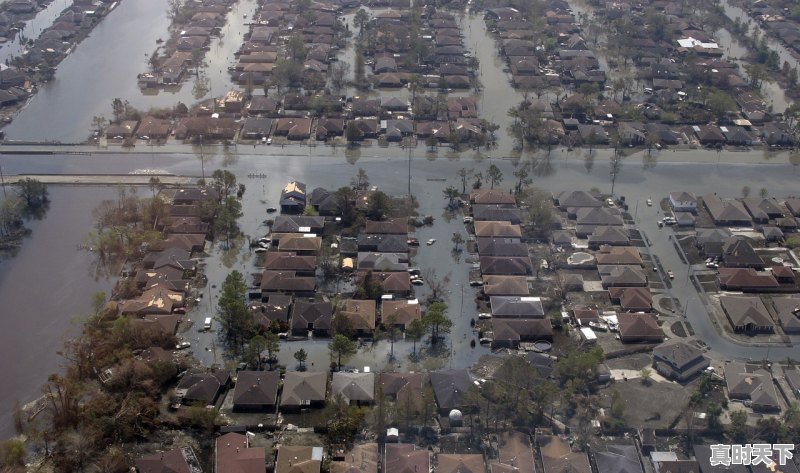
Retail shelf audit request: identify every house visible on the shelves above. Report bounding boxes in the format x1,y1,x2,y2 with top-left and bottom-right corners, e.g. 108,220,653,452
772,265,796,284
491,432,536,473
439,455,486,473
724,362,780,411
588,226,630,248
291,301,333,336
474,221,522,238
275,118,313,140
553,190,603,210
351,98,381,117
278,235,322,255
721,237,764,269
537,434,591,473
652,340,710,382
669,192,698,213
135,447,200,473
573,308,599,326
693,125,726,146
241,117,273,139
175,369,230,406
233,370,280,411
248,96,280,116
491,318,553,347
482,275,529,296
742,197,784,223
480,256,533,275
105,120,139,139
762,121,796,147
696,228,732,258
338,299,376,335
315,118,345,140
674,212,696,227
379,372,424,412
136,116,171,140
471,189,517,205
264,253,317,275
119,285,185,316
385,444,430,473
600,266,648,288
477,239,528,257
273,215,325,234
490,296,544,318
720,295,774,332
472,205,522,224
310,188,340,216
382,300,421,329
608,287,653,312
260,271,315,296
275,446,323,473
357,234,409,253
595,246,643,266
332,443,379,473
772,296,800,334
215,432,266,473
357,253,408,272
594,445,643,473
280,181,307,214
762,226,784,242
331,372,375,405
617,313,664,343
252,294,292,329
717,268,778,291
720,125,755,146
280,371,328,411
430,369,472,414
577,124,609,145
359,271,411,295
702,194,752,226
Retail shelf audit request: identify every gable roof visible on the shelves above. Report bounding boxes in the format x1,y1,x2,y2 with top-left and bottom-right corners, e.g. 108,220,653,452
281,372,328,407
292,301,333,330
474,221,523,238
331,372,376,403
724,362,780,409
438,454,486,473
652,340,704,370
276,446,323,473
490,296,544,318
538,434,591,473
136,447,199,473
215,432,266,473
595,246,642,266
595,445,643,473
720,296,773,328
339,299,377,331
470,189,516,205
430,369,472,411
332,443,379,473
385,444,430,473
476,239,528,257
617,313,664,341
233,370,280,408
491,318,553,342
554,190,602,209
382,300,421,326
482,275,529,296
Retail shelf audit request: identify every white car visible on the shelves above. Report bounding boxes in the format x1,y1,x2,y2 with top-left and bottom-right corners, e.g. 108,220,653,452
667,270,675,279
426,238,436,245
463,217,474,223
478,312,492,319
175,341,191,350
469,280,484,287
411,278,424,286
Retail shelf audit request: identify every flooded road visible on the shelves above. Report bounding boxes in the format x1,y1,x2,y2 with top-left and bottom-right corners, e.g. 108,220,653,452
0,0,74,64
0,186,116,438
1,148,800,435
719,0,800,70
4,0,257,142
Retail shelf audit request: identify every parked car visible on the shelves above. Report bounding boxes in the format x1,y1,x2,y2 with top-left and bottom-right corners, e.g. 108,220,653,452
175,341,191,350
469,280,484,287
407,238,420,246
411,278,424,286
266,207,277,213
667,270,675,279
478,312,492,319
427,238,436,245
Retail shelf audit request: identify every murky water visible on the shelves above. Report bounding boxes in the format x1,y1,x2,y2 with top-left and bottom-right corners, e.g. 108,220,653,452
4,0,258,142
0,186,116,438
719,0,799,69
0,0,75,64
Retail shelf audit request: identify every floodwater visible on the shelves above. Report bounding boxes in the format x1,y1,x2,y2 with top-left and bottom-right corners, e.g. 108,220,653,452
4,0,258,142
0,0,75,64
0,186,116,438
1,148,800,435
719,0,799,70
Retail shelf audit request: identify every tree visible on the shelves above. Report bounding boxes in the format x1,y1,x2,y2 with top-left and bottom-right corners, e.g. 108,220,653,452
213,196,243,247
451,232,464,251
336,186,357,226
211,169,237,201
486,164,503,189
244,334,267,370
424,268,450,302
512,163,532,194
217,271,254,356
329,334,357,370
728,410,749,443
640,368,652,386
366,190,392,220
294,348,308,370
457,168,473,194
351,168,370,191
111,98,128,124
263,332,280,369
706,89,737,122
759,187,769,198
443,185,460,209
167,0,183,21
382,314,401,361
610,155,622,196
405,318,425,357
325,393,365,445
346,121,362,146
15,177,48,210
354,9,370,35
330,61,351,94
148,177,161,198
422,301,452,345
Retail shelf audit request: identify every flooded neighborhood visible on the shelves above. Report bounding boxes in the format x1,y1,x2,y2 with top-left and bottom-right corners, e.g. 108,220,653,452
2,0,800,471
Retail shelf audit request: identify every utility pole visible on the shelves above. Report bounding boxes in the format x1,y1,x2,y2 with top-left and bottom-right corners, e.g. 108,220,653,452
0,163,6,198
200,134,205,181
